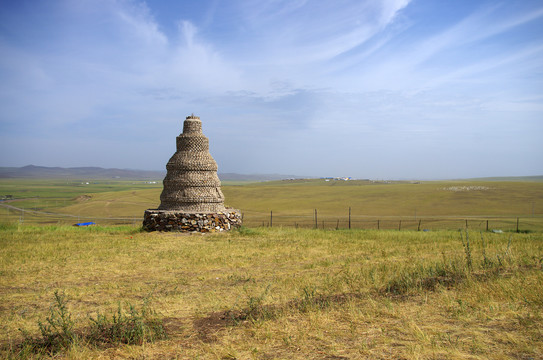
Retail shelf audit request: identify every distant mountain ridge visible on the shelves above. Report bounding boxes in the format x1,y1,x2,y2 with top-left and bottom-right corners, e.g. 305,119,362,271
0,165,165,180
1,165,540,182
0,165,305,181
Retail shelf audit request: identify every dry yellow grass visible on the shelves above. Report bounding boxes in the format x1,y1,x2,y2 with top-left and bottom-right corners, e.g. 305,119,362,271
1,225,541,359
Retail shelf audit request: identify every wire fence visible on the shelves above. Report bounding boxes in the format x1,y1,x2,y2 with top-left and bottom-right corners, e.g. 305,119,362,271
241,209,543,233
2,204,541,232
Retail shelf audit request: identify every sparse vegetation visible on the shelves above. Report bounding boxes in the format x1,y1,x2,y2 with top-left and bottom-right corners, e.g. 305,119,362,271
14,289,166,357
87,295,166,346
1,178,542,357
19,290,77,355
1,224,541,359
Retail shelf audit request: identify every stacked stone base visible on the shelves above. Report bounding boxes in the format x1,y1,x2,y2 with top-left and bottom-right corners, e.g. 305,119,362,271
142,209,241,233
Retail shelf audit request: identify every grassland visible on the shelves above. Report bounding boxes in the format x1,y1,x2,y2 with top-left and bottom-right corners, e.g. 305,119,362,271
1,178,542,231
0,224,541,359
224,179,543,230
0,178,542,358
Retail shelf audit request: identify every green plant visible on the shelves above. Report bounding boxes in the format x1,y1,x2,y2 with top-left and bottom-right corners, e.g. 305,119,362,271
235,226,259,236
17,291,166,356
480,231,494,268
385,262,463,295
0,222,18,231
299,285,318,312
459,229,473,272
19,290,77,354
297,285,330,312
242,284,274,321
88,298,166,345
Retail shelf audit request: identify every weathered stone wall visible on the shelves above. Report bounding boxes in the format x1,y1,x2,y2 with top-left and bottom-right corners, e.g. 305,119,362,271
143,209,241,232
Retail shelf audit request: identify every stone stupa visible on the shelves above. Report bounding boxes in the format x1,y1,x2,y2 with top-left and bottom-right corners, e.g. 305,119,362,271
142,114,241,232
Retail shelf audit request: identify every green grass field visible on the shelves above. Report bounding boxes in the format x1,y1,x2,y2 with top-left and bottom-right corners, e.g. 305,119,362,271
1,178,542,231
224,179,543,231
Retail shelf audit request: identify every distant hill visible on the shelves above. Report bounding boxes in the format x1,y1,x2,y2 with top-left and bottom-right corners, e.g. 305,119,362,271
2,165,540,182
0,165,306,182
0,165,166,180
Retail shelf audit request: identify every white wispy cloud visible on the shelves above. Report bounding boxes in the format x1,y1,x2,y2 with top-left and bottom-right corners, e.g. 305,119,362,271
407,3,543,69
160,20,242,92
331,2,543,95
418,42,543,93
236,0,410,64
0,0,541,177
115,2,168,46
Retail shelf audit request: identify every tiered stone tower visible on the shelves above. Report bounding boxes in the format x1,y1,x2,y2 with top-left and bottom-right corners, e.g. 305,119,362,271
158,114,225,212
143,114,241,232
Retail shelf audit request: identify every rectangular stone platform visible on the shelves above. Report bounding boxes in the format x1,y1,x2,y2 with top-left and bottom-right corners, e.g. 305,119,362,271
143,209,242,232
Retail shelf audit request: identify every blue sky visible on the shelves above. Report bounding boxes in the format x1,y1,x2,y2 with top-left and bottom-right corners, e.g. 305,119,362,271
0,0,542,179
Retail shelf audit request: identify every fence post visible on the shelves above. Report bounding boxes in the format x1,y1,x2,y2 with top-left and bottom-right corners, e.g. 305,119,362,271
314,209,318,229
336,219,339,230
270,210,273,227
465,219,468,229
516,217,519,233
377,219,380,230
348,207,351,229
398,220,402,231
486,220,489,232
418,219,421,231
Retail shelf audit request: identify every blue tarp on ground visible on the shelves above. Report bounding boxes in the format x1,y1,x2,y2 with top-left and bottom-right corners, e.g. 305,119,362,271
74,222,96,227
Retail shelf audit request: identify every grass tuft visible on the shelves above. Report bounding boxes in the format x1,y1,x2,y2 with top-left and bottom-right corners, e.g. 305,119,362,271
0,222,19,231
241,284,275,321
18,291,77,355
14,291,166,356
88,300,166,345
234,226,262,236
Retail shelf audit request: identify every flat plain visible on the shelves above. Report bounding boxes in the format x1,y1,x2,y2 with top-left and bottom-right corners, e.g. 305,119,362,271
1,178,542,230
0,178,542,359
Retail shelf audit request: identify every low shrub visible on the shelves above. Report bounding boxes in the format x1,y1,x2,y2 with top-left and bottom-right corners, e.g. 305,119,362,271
17,291,166,356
